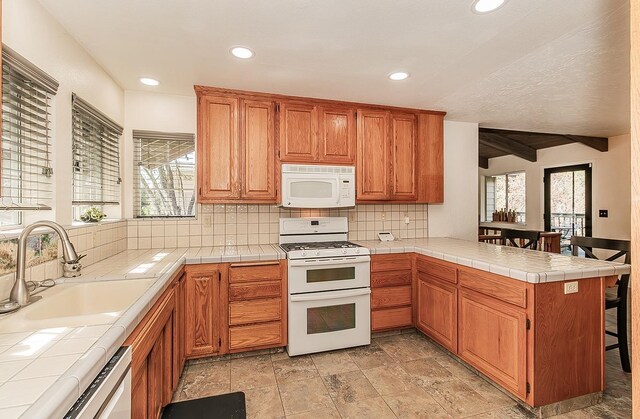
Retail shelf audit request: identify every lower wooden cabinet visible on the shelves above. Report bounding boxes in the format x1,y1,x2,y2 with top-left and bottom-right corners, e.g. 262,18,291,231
184,265,222,358
126,271,181,419
416,272,457,352
370,254,413,331
227,261,287,352
458,288,527,399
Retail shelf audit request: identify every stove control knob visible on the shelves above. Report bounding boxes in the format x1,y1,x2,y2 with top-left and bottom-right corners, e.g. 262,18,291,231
301,251,306,257
356,248,360,253
342,249,347,254
315,250,320,256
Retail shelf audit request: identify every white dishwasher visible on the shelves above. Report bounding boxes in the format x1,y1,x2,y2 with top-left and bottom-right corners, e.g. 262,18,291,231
64,347,132,419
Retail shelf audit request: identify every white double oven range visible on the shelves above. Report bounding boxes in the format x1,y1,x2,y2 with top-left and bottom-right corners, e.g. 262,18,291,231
279,217,371,356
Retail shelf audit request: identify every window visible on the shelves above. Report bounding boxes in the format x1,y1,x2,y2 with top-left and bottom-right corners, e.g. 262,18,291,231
1,46,59,226
133,130,195,218
485,172,526,223
71,94,123,218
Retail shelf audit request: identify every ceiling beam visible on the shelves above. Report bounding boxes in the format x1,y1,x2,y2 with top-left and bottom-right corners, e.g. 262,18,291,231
564,135,608,152
479,132,537,162
479,156,489,169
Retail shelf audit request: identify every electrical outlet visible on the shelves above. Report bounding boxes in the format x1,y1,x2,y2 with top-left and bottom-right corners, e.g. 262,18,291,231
404,214,410,225
349,212,357,222
381,211,386,221
564,281,579,294
202,214,213,228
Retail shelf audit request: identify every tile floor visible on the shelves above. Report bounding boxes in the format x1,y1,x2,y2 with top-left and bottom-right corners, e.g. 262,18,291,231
171,326,632,419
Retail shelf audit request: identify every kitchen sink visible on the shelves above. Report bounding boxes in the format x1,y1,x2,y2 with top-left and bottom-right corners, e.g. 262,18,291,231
0,278,155,333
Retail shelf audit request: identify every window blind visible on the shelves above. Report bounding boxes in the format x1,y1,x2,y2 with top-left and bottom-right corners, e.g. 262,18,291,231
72,93,123,206
133,130,196,218
1,45,59,211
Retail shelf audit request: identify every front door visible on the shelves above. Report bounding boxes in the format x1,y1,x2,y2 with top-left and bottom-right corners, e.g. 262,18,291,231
543,164,592,253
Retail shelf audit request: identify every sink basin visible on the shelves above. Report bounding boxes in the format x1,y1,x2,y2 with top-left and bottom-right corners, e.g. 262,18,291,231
0,279,155,333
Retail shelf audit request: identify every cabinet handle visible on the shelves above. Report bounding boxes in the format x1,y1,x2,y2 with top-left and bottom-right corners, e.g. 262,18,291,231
230,261,280,268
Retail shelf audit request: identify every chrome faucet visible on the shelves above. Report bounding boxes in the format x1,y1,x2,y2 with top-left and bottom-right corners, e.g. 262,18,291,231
10,221,80,306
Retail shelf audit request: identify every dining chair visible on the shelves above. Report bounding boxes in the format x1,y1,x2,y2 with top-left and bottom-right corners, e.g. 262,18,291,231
571,236,631,372
500,229,541,250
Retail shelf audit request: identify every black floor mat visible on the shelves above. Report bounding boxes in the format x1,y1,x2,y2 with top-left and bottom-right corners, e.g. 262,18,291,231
162,392,246,419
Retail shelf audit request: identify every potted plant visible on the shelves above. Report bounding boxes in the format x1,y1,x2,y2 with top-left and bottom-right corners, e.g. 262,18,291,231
80,207,106,223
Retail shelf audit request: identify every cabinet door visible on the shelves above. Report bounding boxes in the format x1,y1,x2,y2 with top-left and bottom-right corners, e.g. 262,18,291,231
318,107,356,164
147,338,163,419
417,113,444,203
174,273,186,387
241,100,277,200
458,289,527,399
279,102,318,162
131,360,148,419
417,273,457,352
390,113,417,200
357,109,390,200
185,268,220,358
198,95,240,200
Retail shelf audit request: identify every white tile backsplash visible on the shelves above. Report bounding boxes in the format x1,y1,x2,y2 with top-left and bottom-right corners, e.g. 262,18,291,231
128,203,430,249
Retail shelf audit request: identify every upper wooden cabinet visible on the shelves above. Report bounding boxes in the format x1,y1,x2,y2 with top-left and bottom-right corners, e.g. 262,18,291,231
279,102,318,162
196,90,277,203
357,109,391,200
195,86,445,203
318,106,356,164
278,103,356,165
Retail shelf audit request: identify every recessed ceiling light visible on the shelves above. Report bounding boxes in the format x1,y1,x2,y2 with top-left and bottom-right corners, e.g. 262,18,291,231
472,0,506,13
139,77,160,86
388,72,410,81
230,46,254,59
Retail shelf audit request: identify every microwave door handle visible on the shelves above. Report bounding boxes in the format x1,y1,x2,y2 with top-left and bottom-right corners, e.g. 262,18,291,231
290,288,371,302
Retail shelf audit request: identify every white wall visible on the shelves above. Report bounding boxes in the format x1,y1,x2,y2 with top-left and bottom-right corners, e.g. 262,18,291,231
3,0,124,225
122,91,197,218
479,134,631,240
428,121,479,241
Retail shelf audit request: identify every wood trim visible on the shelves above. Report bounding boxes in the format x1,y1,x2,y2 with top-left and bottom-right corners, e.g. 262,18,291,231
631,0,640,412
194,85,446,116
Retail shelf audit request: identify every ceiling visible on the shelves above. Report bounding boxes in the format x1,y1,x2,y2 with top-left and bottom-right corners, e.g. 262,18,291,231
38,0,630,137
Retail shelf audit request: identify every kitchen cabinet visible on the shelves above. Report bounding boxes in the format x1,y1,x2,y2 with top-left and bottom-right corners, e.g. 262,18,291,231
196,89,277,203
416,272,457,352
458,287,527,399
126,272,181,419
357,110,391,201
370,254,413,331
278,102,318,162
390,113,417,200
173,272,187,389
184,265,223,358
227,261,287,352
318,106,356,164
278,103,356,165
195,85,446,203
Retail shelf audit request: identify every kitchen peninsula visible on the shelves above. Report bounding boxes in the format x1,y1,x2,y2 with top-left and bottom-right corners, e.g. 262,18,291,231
0,238,627,417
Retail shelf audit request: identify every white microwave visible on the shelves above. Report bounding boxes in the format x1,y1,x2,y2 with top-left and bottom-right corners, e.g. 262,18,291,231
281,164,355,208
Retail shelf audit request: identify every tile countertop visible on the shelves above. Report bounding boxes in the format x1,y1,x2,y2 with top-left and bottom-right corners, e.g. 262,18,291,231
0,245,285,419
354,237,631,283
0,239,630,418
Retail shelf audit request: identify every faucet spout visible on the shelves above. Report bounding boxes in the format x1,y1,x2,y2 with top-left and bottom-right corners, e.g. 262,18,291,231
10,221,79,306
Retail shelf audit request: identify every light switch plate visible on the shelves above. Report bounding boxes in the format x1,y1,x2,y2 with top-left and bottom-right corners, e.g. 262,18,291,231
564,281,579,294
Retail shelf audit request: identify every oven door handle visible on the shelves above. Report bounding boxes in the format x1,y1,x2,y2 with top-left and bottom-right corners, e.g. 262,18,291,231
290,288,371,302
288,256,371,267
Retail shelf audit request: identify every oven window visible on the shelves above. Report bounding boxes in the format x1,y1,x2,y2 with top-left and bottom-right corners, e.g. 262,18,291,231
307,303,356,334
290,181,334,198
307,267,355,283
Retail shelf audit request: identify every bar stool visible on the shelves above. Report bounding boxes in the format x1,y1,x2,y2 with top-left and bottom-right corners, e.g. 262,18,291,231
571,236,631,372
501,228,541,250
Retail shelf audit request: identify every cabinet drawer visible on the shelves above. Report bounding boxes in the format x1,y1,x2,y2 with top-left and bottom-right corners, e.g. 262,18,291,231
229,298,281,325
371,270,412,287
416,257,457,284
229,262,281,283
229,281,282,301
229,322,282,351
371,286,412,309
371,306,413,331
371,254,412,272
458,268,527,309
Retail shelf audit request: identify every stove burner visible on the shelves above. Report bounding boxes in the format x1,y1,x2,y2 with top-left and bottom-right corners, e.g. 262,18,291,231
280,241,361,252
